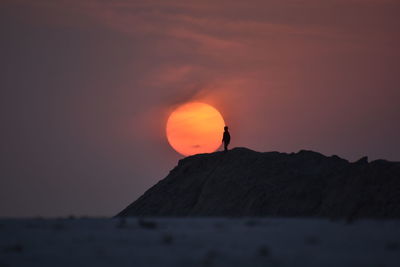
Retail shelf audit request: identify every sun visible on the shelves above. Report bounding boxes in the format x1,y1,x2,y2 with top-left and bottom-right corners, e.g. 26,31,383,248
166,102,225,156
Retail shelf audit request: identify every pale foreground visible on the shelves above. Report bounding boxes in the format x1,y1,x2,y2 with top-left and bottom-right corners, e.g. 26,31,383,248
1,218,399,267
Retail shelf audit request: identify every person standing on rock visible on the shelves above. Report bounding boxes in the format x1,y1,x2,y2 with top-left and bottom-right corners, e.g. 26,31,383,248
222,126,231,152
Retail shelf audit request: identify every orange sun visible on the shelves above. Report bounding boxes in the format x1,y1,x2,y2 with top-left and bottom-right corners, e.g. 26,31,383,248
166,102,225,156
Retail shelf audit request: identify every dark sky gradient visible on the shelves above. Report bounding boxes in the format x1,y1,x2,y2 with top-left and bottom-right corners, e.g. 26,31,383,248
1,0,399,217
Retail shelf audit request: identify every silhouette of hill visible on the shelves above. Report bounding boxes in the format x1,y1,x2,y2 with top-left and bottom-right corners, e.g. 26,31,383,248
118,148,400,219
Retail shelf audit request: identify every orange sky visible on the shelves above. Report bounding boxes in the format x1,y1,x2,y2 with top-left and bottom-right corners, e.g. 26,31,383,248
1,0,399,217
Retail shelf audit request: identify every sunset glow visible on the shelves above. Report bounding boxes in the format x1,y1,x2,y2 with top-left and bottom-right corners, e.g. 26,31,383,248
166,102,225,156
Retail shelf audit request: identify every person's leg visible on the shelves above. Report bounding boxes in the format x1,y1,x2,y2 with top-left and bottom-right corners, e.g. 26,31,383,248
224,142,228,151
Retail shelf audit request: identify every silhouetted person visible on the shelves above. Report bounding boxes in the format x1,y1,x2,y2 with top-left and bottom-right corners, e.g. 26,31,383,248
222,126,230,152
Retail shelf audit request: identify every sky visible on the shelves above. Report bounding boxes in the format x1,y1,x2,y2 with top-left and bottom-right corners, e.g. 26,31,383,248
1,0,399,217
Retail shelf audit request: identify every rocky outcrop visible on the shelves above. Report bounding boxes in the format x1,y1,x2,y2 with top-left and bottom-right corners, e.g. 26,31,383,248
118,148,400,219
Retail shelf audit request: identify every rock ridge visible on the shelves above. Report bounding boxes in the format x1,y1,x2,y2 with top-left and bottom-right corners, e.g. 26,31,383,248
118,147,400,219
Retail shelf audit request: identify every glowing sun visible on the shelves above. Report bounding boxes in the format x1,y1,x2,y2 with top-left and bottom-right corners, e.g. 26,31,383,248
166,102,225,156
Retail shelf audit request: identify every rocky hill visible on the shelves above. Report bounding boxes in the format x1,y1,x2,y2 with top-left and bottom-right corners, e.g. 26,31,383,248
118,148,400,219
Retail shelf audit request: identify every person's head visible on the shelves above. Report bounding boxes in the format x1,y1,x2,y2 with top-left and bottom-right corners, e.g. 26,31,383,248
224,126,228,131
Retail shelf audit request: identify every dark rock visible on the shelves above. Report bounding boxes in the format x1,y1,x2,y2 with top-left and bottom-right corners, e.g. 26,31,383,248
202,250,218,266
137,218,157,229
258,245,270,256
354,156,368,164
3,244,23,253
161,234,173,244
305,236,320,245
385,241,400,251
117,147,400,219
